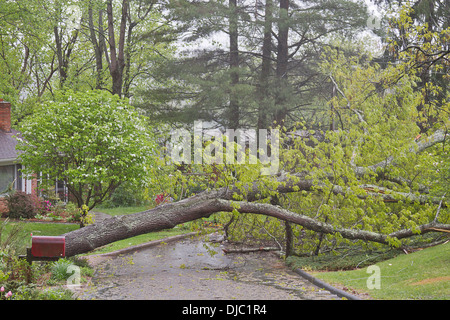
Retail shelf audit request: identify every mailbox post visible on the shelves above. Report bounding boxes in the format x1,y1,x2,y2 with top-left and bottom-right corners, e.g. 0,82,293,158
18,236,66,284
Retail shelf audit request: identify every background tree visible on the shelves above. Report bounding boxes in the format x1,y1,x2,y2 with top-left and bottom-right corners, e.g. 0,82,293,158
17,90,155,210
90,0,174,98
0,0,174,118
0,0,57,116
139,0,368,130
373,0,450,133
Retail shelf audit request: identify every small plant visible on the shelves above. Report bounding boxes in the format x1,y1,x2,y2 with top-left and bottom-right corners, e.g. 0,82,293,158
50,257,93,289
65,202,81,222
0,218,27,255
8,256,34,282
37,288,74,300
1,286,12,300
51,258,74,282
68,211,81,223
79,205,95,227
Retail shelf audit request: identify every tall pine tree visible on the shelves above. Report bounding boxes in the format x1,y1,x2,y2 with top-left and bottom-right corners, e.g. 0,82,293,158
139,0,368,130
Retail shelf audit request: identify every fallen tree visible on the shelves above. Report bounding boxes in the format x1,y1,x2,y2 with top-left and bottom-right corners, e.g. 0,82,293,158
62,114,450,257
63,130,450,257
64,184,450,257
62,128,450,257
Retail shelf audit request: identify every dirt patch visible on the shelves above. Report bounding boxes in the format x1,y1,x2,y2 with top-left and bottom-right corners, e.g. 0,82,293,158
409,276,450,286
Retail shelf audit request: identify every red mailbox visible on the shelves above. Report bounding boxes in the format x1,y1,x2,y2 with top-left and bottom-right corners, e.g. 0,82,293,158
31,236,66,259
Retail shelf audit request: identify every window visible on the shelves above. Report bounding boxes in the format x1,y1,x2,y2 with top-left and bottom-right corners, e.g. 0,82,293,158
36,172,68,203
15,164,22,191
0,165,15,195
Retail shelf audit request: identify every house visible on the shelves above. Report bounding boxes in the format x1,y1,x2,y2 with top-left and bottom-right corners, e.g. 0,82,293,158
0,99,37,213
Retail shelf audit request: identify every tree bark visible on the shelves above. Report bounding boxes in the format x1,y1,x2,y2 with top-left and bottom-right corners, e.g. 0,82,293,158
274,0,289,125
229,0,240,129
257,0,273,130
106,0,128,96
88,5,105,90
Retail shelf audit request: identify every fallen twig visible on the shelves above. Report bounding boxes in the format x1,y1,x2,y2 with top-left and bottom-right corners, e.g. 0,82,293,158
222,247,280,254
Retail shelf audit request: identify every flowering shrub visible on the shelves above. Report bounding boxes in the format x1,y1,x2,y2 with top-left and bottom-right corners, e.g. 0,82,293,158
155,193,165,205
155,193,172,205
1,286,12,300
18,90,156,211
5,191,38,219
3,187,81,222
42,200,53,211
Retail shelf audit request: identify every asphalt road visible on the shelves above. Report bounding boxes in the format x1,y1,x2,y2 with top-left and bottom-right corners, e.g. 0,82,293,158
78,235,343,300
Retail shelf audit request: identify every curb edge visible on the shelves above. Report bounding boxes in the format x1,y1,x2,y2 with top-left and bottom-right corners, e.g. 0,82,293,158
293,268,363,300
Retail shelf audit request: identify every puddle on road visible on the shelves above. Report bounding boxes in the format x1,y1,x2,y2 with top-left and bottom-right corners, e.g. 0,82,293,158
80,236,339,300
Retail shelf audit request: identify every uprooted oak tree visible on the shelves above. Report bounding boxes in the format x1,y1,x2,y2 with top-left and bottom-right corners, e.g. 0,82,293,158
63,11,450,257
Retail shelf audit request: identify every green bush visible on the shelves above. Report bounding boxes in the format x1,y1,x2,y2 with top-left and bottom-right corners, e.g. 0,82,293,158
36,288,75,300
3,284,75,300
51,258,74,281
5,191,39,219
104,182,147,208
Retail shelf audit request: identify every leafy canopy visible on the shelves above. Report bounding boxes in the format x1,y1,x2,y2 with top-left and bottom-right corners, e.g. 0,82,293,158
17,90,155,209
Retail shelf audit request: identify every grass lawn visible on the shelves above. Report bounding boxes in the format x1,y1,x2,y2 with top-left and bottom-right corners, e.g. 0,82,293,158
14,221,79,237
93,205,150,216
87,206,197,255
310,242,450,300
1,219,79,255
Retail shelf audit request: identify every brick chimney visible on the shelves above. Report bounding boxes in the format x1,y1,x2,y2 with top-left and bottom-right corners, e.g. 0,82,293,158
0,99,12,132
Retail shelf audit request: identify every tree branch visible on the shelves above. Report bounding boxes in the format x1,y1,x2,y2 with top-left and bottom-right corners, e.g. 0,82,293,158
352,129,447,180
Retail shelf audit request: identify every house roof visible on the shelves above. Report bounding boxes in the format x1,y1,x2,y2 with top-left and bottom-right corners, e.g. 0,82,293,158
0,129,21,162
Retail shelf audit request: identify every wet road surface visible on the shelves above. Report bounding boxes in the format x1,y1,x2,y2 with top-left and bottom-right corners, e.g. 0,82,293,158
78,235,341,300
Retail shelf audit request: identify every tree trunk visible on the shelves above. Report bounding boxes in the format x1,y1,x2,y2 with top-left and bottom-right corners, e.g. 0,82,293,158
88,5,104,90
106,0,128,97
284,220,294,257
229,0,239,129
274,0,289,125
257,0,273,130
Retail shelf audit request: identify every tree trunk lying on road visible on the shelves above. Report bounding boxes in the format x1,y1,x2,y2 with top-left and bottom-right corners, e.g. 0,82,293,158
64,188,450,257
